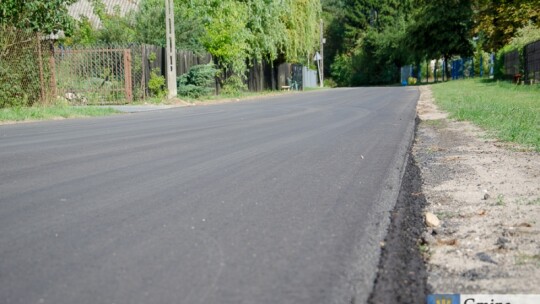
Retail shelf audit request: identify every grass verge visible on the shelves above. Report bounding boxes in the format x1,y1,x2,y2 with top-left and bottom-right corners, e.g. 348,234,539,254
431,79,540,151
0,105,119,123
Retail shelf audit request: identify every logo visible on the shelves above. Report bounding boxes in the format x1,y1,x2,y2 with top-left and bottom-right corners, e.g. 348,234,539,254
427,294,460,304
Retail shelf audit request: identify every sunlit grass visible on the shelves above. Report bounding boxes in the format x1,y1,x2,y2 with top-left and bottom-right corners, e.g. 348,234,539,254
0,105,119,122
431,79,540,151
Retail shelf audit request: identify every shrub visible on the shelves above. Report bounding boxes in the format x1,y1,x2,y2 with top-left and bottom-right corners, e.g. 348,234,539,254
177,64,217,98
324,78,338,88
221,75,247,96
407,77,417,85
148,67,167,98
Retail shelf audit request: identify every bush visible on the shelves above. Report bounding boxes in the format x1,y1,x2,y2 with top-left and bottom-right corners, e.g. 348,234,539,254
148,67,166,98
324,78,338,88
407,77,417,85
177,64,217,98
221,75,247,96
331,53,353,87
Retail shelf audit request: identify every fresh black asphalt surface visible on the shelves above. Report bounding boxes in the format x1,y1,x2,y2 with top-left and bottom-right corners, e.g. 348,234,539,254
0,87,419,304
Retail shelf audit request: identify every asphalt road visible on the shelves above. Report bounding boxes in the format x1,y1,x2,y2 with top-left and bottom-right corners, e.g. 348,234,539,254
0,87,419,304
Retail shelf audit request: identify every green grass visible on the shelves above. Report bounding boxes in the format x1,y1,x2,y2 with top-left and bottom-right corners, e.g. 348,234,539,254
431,79,540,151
177,89,296,104
0,105,119,122
515,254,540,267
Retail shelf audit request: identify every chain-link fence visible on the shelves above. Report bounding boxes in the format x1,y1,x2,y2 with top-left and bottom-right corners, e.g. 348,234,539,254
54,45,146,105
0,27,56,108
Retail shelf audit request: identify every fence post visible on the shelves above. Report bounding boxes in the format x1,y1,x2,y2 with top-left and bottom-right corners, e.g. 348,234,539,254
124,49,133,103
36,33,46,104
49,43,57,100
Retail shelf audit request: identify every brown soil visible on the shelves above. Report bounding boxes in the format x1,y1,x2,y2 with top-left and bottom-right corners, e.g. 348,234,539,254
414,86,540,293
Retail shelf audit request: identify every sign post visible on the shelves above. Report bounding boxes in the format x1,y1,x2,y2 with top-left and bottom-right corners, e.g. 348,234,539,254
314,52,322,88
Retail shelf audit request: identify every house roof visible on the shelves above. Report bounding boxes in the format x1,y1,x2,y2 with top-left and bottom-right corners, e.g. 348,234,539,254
68,0,140,27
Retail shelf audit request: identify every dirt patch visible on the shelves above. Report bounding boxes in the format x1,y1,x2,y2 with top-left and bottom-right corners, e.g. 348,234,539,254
414,85,540,293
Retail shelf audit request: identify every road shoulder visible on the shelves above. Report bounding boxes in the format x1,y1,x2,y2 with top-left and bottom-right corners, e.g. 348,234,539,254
415,85,540,293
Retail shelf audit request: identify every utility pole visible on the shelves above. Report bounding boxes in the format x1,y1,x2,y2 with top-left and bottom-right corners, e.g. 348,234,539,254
320,19,324,88
165,0,177,99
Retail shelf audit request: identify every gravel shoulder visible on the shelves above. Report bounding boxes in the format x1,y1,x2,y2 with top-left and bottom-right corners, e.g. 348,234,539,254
415,85,540,293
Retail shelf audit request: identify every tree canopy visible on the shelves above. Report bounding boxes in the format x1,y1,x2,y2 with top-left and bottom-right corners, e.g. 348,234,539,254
0,0,76,33
473,0,540,51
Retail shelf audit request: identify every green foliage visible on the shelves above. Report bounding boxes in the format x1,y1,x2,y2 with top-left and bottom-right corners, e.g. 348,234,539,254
148,68,166,98
331,53,353,86
177,64,217,98
0,26,46,108
134,0,205,51
200,1,251,75
473,0,540,51
280,0,322,63
324,78,338,88
407,0,474,62
66,17,98,46
221,75,248,96
0,0,76,34
328,0,414,85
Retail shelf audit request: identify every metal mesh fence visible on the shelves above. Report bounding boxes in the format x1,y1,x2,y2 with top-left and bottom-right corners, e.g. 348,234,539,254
525,40,540,83
0,27,55,108
54,45,146,105
504,50,520,77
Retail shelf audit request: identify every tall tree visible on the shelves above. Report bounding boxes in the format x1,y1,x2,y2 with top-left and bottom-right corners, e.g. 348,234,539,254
328,0,413,85
473,0,540,51
407,0,474,79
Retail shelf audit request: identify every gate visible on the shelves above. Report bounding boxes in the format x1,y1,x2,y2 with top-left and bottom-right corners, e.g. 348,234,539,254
54,47,134,105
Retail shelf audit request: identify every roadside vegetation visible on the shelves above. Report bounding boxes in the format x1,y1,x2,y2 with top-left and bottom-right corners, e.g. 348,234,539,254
431,79,540,151
0,104,118,123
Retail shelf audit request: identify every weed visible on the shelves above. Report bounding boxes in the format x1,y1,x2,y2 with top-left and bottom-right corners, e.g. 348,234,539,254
418,243,430,256
527,197,540,206
496,194,505,206
148,68,167,98
0,105,119,122
435,211,457,219
423,119,445,128
515,254,540,267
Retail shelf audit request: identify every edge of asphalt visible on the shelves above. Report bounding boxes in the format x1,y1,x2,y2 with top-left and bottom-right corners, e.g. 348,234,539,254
367,117,430,304
338,87,421,304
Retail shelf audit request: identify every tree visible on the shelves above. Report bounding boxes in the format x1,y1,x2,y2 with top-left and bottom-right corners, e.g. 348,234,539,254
0,0,76,33
473,0,540,51
328,0,413,85
322,0,347,74
407,0,474,79
133,0,205,51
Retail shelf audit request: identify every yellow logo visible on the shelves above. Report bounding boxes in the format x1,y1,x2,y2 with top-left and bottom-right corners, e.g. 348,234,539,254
435,298,454,304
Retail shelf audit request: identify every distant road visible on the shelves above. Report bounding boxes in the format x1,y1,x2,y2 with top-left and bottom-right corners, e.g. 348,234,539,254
0,87,418,304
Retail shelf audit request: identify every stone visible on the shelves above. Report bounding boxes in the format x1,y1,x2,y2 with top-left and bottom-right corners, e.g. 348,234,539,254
426,212,441,227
